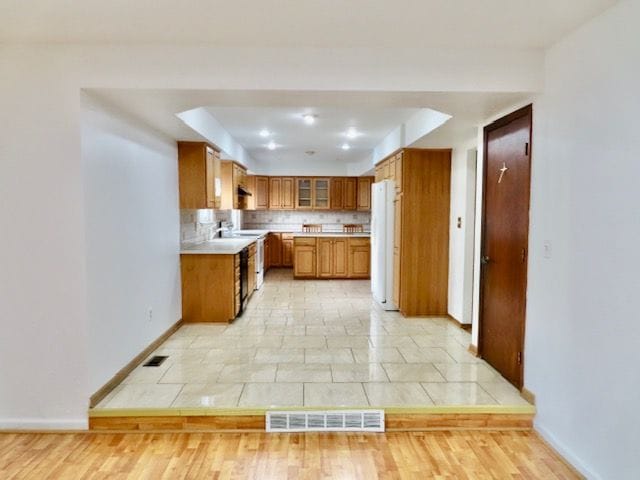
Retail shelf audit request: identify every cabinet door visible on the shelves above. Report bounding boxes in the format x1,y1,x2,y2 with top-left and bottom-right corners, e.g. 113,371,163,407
269,178,281,209
294,245,316,278
393,250,401,307
313,178,330,209
296,178,313,209
256,176,269,209
330,178,344,210
357,177,373,211
388,156,396,182
317,238,333,277
343,178,357,210
383,160,391,180
282,239,294,267
248,254,256,293
270,233,282,266
205,147,216,208
394,153,403,193
394,194,402,250
264,237,271,271
349,240,371,278
282,178,295,209
333,238,349,277
375,164,384,183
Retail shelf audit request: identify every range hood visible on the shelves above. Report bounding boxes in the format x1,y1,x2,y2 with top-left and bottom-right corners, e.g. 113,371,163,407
238,185,253,196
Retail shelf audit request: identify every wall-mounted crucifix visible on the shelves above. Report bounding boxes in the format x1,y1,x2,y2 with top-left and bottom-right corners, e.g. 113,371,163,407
498,162,508,184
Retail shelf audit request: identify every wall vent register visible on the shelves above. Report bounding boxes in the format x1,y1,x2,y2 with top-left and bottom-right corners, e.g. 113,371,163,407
266,410,384,433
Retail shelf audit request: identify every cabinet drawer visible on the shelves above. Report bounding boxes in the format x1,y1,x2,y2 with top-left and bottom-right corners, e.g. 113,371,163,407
248,243,256,256
281,232,294,240
294,237,317,246
348,238,370,247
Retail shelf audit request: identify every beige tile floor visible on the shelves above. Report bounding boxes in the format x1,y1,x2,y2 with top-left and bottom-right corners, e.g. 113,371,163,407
97,269,531,409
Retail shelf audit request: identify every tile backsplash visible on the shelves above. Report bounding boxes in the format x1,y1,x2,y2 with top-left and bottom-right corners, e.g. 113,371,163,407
243,210,371,232
180,209,231,244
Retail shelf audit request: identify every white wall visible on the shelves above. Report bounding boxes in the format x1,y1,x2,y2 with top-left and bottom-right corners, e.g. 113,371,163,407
81,93,182,394
468,2,640,477
523,2,640,478
447,142,477,324
0,43,541,428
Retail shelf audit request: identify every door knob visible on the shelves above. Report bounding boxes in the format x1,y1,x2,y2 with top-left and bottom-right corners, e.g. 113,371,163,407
481,255,491,265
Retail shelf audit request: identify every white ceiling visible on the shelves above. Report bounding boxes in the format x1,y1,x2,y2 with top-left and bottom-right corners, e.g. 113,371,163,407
87,89,530,173
204,106,420,166
2,0,616,48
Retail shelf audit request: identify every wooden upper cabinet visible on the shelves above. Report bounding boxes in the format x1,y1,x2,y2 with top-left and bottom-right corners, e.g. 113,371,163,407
296,178,313,209
269,177,294,209
178,142,221,209
313,178,330,209
269,177,282,209
221,160,248,210
357,177,373,211
255,176,269,209
375,164,384,183
281,178,295,209
343,178,357,210
330,178,344,210
394,153,403,192
331,177,357,210
246,175,269,210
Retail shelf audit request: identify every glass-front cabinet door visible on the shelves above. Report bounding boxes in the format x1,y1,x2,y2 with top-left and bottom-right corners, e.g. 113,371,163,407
296,178,313,209
313,178,330,209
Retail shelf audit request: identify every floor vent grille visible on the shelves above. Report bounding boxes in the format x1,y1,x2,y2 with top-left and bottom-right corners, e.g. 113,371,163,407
142,355,168,367
266,410,385,433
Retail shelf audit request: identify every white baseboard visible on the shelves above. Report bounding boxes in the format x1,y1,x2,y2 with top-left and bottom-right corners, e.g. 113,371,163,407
0,418,89,431
535,421,600,480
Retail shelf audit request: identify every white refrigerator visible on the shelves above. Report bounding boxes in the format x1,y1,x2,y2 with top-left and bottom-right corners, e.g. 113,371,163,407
370,180,397,310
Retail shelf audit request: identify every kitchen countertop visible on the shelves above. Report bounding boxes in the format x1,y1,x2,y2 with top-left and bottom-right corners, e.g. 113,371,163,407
180,238,256,255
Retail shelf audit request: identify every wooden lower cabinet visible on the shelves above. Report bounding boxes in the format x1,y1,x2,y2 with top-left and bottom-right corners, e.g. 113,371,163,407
348,238,371,278
181,253,241,323
294,236,369,279
282,234,294,267
248,246,256,294
269,233,282,266
293,238,317,278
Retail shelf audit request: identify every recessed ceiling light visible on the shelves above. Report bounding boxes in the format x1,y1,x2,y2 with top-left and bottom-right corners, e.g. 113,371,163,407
302,114,317,125
346,127,359,139
341,143,351,151
305,150,316,156
267,141,277,150
259,129,270,137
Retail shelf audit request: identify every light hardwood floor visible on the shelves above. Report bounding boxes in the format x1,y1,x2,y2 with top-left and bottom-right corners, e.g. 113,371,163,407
0,431,581,479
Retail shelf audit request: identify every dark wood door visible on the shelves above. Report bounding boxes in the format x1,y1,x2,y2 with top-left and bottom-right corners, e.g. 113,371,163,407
480,105,532,388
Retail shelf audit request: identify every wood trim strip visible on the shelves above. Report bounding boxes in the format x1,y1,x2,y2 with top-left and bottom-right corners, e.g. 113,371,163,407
89,404,535,418
468,344,479,357
520,387,536,405
89,412,534,432
89,319,183,408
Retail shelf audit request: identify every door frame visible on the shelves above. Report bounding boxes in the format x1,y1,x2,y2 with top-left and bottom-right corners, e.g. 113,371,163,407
478,104,533,389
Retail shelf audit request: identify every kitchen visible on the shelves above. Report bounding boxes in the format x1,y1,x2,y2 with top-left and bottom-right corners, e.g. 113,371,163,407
177,140,450,324
89,104,526,416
